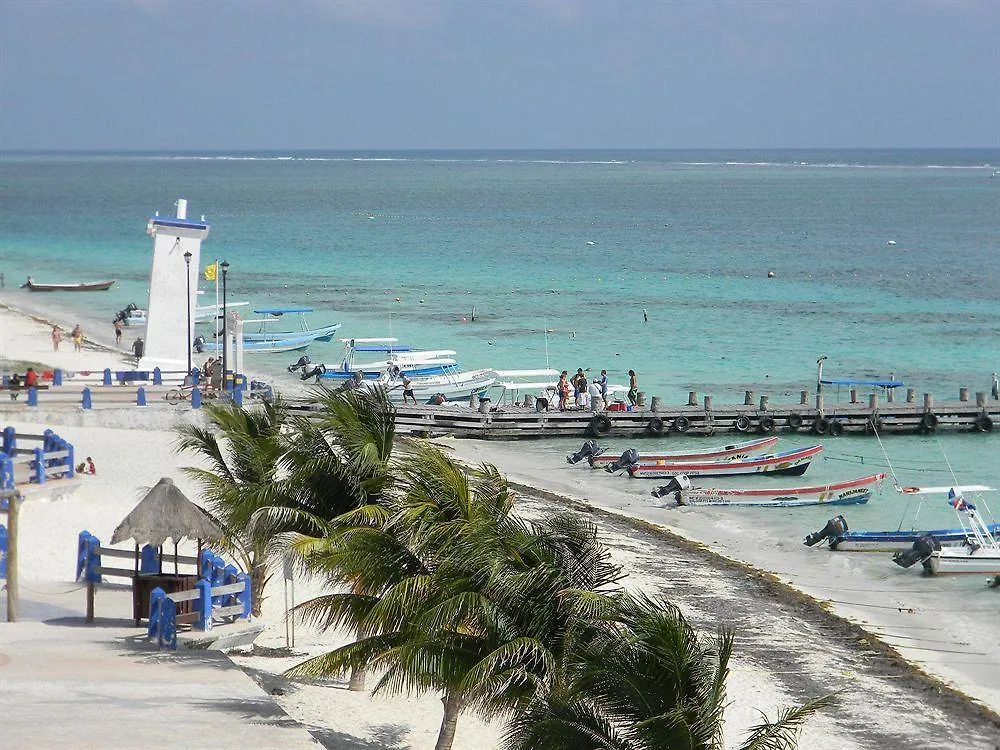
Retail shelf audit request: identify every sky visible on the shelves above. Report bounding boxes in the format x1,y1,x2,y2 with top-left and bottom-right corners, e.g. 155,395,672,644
1,0,997,151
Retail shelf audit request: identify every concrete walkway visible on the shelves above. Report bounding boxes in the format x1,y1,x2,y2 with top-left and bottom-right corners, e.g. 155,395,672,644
0,582,320,749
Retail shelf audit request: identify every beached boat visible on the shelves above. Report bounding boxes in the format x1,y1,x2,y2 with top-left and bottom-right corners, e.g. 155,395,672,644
891,486,1000,575
803,512,1000,552
625,445,822,479
242,307,342,343
570,436,779,468
21,277,115,292
653,473,886,508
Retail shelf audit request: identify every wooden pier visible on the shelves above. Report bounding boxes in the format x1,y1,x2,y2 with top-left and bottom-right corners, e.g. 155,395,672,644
391,388,1000,440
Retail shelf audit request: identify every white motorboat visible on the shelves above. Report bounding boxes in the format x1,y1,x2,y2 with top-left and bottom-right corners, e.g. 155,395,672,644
891,485,1000,575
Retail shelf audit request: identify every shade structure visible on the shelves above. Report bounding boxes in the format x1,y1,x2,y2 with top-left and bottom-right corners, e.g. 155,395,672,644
111,477,222,546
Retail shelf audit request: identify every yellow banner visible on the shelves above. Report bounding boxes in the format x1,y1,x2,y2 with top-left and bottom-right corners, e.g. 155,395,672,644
204,262,218,282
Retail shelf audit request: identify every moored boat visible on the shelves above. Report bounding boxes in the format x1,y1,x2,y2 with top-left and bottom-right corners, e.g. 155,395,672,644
656,473,886,508
22,277,115,292
891,486,1000,575
572,436,779,468
804,509,1000,551
625,444,822,479
243,307,342,343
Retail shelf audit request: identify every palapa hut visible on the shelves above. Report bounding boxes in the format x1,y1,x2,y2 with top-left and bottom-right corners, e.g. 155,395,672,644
111,477,223,625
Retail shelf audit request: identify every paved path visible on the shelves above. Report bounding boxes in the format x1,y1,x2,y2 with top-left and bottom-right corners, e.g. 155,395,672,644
0,582,320,749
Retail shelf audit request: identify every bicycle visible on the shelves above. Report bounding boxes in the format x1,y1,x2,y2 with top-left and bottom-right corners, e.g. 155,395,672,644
165,385,220,405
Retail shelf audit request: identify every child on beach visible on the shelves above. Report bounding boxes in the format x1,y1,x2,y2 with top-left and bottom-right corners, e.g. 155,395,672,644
51,326,62,351
71,324,83,352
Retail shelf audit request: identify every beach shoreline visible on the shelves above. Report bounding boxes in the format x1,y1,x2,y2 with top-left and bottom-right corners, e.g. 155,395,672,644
2,302,998,748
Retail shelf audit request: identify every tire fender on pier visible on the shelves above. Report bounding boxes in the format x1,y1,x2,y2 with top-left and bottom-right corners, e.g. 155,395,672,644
828,420,845,437
865,416,883,434
673,415,691,433
975,413,993,432
734,416,751,432
813,416,830,435
920,413,938,432
647,417,664,436
787,413,803,430
589,414,612,436
758,415,776,433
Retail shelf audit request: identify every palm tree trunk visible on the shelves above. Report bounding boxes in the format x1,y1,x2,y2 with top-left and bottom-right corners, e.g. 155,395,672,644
348,624,366,690
251,562,267,617
434,692,462,750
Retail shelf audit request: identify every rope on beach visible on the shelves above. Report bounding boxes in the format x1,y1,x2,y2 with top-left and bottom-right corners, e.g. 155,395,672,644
15,582,86,595
821,597,1000,614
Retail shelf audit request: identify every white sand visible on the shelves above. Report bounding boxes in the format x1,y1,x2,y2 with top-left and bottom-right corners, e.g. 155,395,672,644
2,302,996,749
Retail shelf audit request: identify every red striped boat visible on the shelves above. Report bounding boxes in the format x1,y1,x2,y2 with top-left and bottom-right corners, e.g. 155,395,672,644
586,436,778,469
663,473,886,507
627,444,823,479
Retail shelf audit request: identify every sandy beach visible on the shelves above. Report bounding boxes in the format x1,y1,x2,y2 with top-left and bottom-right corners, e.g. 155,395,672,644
2,300,998,749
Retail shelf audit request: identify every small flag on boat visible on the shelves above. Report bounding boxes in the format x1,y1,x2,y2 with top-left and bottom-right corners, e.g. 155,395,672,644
204,262,218,282
948,488,975,511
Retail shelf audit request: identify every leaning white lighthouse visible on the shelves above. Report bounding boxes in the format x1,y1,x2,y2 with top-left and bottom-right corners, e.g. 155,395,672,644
140,199,211,372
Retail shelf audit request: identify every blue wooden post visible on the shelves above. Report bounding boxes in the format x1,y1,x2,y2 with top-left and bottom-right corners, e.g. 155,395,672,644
199,550,217,580
1,455,14,489
224,564,239,607
103,368,112,386
190,368,200,385
27,387,38,407
136,387,146,406
140,544,160,574
75,531,93,580
237,572,252,619
159,596,178,649
2,426,14,456
43,429,55,452
211,558,226,608
147,587,166,638
53,369,63,386
80,533,102,583
0,524,8,580
232,387,243,407
82,388,92,410
1,374,7,386
32,446,46,483
195,578,213,631
191,388,202,409
153,367,162,385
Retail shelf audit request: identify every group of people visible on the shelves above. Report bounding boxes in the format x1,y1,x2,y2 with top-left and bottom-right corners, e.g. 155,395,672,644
553,368,639,411
50,324,84,353
75,456,97,475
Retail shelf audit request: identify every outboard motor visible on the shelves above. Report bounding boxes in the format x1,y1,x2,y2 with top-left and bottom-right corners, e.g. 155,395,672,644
567,440,600,465
604,448,639,474
287,355,311,373
302,363,327,381
892,534,941,569
193,335,206,354
650,474,691,504
803,515,849,547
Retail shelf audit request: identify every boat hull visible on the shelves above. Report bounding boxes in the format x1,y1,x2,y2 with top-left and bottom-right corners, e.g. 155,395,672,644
927,550,1000,575
628,445,823,479
678,473,884,508
24,280,115,292
589,436,778,468
243,322,342,342
831,523,1000,552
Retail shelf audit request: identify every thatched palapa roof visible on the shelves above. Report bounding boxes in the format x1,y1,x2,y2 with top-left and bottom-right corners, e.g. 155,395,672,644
111,477,222,546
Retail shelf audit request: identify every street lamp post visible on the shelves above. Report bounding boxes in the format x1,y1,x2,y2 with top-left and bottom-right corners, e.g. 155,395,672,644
220,260,230,390
183,250,192,381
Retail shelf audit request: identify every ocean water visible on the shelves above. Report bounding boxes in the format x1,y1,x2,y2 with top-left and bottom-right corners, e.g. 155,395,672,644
2,149,999,532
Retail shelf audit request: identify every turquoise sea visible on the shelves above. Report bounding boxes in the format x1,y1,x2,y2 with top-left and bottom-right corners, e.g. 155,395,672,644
2,149,999,533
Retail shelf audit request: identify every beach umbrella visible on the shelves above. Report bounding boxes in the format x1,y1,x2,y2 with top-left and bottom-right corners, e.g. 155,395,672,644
111,477,222,547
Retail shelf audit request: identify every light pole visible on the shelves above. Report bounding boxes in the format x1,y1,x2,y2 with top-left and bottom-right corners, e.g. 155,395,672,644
220,260,230,390
183,250,193,381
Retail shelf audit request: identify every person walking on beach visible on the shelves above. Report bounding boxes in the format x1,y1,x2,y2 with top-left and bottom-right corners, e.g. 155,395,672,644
132,336,144,364
51,326,62,351
71,324,83,352
113,319,122,346
627,369,638,408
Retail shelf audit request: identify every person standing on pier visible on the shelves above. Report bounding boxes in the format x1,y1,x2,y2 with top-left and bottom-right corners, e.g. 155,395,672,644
627,369,638,408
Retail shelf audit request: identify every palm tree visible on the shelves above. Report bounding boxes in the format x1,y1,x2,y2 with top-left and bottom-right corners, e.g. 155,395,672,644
174,398,289,615
288,443,624,750
501,592,836,750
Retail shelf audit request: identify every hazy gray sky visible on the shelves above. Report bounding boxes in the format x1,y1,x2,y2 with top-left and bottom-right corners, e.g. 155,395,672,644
2,0,997,150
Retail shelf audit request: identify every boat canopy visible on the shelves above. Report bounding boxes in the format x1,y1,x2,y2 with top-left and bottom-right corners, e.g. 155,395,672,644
820,378,904,388
253,307,314,315
355,344,412,353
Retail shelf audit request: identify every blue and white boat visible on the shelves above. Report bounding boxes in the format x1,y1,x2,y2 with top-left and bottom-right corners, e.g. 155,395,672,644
196,331,316,355
243,307,342,343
